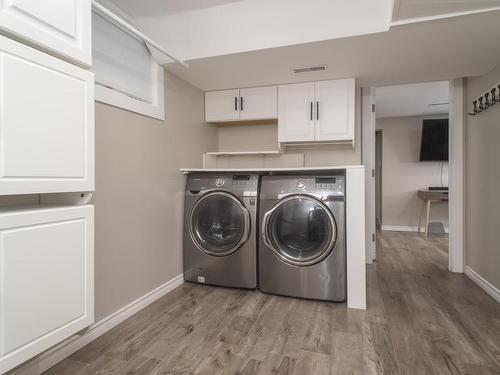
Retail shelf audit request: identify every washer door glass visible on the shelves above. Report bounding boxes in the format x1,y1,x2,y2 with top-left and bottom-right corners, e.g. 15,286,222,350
191,192,249,256
266,196,336,266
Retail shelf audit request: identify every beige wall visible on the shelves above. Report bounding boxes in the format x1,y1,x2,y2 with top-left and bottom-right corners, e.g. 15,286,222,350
92,71,217,320
214,87,363,167
465,64,500,291
377,116,449,229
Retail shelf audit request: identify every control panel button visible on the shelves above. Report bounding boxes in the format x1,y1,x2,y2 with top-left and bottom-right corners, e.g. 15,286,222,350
215,178,224,187
297,181,305,190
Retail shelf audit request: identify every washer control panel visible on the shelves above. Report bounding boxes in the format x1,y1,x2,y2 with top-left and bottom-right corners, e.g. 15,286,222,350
186,174,259,196
231,175,257,186
315,177,344,193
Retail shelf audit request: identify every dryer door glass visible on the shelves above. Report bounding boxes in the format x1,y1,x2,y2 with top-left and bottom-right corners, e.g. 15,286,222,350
266,196,336,266
191,192,249,256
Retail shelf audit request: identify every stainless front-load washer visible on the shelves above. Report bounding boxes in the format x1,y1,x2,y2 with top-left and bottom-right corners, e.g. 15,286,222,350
183,173,259,289
259,173,346,301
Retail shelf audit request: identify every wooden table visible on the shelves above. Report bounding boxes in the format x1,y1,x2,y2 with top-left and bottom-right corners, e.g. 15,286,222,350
417,189,449,239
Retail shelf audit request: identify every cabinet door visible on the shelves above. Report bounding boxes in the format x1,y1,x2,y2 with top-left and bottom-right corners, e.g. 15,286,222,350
278,82,315,143
0,0,91,66
205,89,240,122
0,35,94,195
0,205,94,374
239,86,277,120
315,79,355,142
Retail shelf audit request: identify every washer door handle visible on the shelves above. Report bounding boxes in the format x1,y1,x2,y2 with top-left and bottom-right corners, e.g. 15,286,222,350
261,209,276,250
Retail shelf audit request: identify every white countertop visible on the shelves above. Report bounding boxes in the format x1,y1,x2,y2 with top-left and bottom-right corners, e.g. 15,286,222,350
180,165,364,174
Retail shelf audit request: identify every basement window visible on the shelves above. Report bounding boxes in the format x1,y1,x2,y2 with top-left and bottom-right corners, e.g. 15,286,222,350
92,12,164,120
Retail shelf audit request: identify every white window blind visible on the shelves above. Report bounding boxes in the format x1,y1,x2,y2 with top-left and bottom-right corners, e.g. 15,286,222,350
92,12,154,103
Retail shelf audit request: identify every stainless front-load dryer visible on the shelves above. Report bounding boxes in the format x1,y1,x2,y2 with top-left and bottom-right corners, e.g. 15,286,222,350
183,173,259,289
259,173,346,301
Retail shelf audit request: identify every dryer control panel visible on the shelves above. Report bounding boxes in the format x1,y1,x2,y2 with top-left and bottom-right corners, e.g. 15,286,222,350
261,173,345,198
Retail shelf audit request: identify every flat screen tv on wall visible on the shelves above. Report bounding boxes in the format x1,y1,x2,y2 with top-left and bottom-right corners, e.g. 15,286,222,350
419,119,449,162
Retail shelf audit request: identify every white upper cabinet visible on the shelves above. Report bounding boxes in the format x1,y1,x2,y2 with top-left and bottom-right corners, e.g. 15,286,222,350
0,0,91,66
205,86,277,123
239,86,277,120
278,78,355,144
278,82,315,143
0,205,94,374
205,89,240,122
315,79,355,142
0,35,94,195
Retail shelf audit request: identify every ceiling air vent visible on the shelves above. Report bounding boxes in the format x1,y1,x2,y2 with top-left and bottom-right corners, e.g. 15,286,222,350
292,65,327,74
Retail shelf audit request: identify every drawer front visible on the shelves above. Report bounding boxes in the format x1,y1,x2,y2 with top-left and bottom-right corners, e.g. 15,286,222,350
0,205,94,374
0,0,91,66
0,35,94,195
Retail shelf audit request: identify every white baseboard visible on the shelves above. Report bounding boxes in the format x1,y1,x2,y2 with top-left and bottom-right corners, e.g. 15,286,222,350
20,274,184,374
381,224,449,233
464,266,500,303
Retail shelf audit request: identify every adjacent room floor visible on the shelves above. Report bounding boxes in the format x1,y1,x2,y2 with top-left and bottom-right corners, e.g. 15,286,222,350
44,232,500,375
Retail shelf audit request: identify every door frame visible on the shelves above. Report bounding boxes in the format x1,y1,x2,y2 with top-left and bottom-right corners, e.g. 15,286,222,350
361,80,465,272
375,130,383,230
362,88,376,263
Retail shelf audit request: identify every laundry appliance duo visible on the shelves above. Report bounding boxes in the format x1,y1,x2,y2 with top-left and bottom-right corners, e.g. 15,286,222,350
182,171,346,302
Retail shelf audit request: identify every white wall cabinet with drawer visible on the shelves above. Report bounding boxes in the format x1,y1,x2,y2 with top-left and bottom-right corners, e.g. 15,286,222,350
0,0,91,67
205,86,277,123
0,205,94,374
278,78,355,144
0,34,94,195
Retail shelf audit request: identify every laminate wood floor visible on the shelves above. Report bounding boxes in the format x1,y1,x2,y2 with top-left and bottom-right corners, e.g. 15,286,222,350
43,232,500,375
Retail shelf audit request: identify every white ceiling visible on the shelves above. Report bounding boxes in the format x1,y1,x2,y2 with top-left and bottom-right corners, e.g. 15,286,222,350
392,0,500,22
110,0,394,61
165,10,500,90
109,0,500,63
106,0,500,91
107,0,247,17
375,81,449,118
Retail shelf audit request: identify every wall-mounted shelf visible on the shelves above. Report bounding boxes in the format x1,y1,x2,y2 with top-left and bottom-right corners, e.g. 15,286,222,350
202,151,303,169
205,150,282,156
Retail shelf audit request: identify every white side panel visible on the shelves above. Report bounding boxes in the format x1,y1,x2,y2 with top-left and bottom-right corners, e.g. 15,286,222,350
205,89,240,122
315,79,355,142
0,35,94,195
239,86,277,120
0,205,94,374
346,167,366,309
278,82,315,143
0,0,91,66
448,79,464,273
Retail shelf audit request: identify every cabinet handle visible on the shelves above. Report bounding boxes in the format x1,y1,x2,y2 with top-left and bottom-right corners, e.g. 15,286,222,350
240,97,244,111
310,101,313,121
234,97,238,111
317,101,319,120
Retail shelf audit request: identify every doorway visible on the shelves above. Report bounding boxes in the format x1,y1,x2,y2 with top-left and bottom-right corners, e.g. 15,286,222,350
363,79,464,271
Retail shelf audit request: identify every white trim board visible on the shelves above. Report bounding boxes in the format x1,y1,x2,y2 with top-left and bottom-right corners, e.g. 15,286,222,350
464,266,500,303
17,274,184,374
346,167,366,310
382,225,449,233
